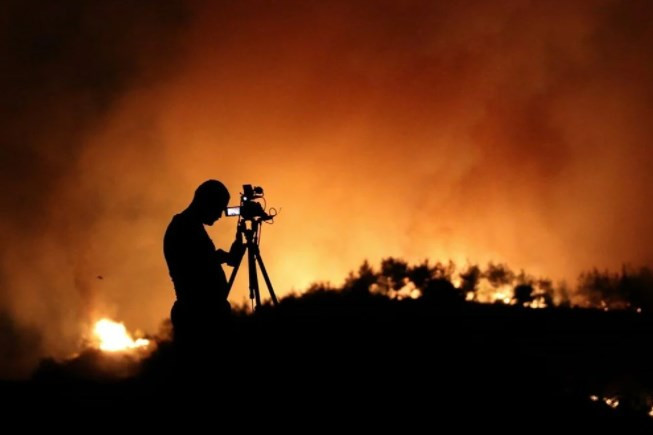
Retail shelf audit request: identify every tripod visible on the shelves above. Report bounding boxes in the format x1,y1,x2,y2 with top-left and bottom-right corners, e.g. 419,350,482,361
226,217,278,309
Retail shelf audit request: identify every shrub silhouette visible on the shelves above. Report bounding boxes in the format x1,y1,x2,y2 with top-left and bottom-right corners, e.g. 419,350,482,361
421,278,462,305
513,284,534,306
380,257,409,291
344,260,377,296
484,262,515,288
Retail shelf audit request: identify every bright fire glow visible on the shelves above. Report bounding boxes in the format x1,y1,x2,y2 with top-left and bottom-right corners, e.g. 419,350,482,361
524,297,548,309
493,292,513,305
385,282,419,300
93,318,150,352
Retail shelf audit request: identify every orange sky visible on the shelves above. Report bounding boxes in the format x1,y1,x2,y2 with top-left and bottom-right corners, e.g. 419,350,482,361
2,0,653,367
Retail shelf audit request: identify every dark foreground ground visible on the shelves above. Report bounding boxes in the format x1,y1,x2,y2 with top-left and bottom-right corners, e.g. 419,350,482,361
3,291,653,431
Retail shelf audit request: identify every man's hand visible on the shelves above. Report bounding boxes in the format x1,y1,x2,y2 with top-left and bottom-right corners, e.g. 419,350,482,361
215,249,230,264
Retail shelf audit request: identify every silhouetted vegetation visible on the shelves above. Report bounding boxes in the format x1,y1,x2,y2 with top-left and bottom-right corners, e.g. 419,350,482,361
307,257,653,312
12,258,653,430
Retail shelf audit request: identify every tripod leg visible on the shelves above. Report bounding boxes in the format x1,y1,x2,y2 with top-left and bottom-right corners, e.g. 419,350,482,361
248,240,262,307
254,251,279,305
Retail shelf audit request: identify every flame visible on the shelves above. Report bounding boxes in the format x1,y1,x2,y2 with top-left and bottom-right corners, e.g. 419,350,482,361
384,281,420,300
492,291,513,305
589,395,621,410
93,318,150,352
524,297,548,309
603,397,620,409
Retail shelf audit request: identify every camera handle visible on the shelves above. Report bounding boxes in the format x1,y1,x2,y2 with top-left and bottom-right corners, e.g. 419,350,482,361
225,218,279,310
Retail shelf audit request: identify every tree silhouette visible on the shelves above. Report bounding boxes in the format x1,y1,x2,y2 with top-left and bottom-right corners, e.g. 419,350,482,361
484,262,515,288
577,269,622,308
459,264,481,299
344,260,377,296
513,284,534,306
618,266,653,311
380,257,409,292
407,260,436,290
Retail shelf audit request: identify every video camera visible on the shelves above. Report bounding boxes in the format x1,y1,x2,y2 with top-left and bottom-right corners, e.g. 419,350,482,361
226,184,272,221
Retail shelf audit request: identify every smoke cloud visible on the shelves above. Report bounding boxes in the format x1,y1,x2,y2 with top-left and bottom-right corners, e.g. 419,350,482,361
0,0,188,375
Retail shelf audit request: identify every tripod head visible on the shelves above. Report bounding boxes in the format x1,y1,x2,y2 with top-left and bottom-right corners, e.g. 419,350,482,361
226,184,275,223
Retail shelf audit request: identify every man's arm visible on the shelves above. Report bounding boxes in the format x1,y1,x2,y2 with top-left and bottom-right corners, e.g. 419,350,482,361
215,239,245,267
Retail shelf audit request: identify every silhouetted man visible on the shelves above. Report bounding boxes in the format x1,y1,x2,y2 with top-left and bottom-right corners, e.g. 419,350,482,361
164,179,242,346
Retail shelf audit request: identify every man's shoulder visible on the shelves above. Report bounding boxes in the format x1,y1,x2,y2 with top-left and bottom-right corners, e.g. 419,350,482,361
165,213,180,229
169,213,185,225
165,213,190,237
165,212,204,238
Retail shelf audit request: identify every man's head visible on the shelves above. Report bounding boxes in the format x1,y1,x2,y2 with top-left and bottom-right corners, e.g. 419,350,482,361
191,180,230,225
